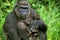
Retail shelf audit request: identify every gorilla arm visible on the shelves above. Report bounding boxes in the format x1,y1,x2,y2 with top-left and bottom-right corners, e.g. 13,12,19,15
30,8,40,20
3,12,21,40
38,20,47,33
30,8,47,32
38,20,47,40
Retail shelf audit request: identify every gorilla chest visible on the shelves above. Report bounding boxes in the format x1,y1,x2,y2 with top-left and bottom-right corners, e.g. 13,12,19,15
17,21,27,29
17,21,28,39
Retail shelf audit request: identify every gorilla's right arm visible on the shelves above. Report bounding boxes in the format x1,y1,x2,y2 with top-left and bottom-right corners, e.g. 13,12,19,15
3,12,21,40
30,8,40,20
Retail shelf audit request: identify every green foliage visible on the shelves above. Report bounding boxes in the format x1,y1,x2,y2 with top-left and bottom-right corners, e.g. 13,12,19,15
0,0,60,40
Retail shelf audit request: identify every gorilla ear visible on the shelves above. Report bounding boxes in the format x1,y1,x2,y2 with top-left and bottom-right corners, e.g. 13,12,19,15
14,2,18,7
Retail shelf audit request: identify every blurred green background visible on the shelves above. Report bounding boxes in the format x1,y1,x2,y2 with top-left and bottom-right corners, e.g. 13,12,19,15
0,0,60,40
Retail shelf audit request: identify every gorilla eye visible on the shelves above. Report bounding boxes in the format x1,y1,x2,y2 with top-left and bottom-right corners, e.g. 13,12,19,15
19,6,28,9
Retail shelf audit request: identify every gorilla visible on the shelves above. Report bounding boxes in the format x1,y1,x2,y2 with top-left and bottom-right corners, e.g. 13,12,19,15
3,0,47,40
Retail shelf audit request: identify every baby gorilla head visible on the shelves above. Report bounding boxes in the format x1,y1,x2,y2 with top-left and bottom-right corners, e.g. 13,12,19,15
29,20,40,33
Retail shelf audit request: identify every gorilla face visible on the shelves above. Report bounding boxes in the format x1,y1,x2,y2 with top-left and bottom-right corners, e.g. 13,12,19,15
15,1,30,19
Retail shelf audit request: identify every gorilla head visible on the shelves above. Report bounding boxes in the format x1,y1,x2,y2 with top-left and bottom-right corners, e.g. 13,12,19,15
15,0,30,19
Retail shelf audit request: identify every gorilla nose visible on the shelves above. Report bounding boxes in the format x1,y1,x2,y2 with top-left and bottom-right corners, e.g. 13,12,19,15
22,11,27,14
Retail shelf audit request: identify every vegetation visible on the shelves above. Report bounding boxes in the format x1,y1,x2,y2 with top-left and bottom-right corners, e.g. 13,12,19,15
0,0,60,40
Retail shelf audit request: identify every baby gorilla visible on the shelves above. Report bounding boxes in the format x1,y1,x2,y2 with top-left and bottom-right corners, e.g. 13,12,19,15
17,20,47,40
29,20,47,40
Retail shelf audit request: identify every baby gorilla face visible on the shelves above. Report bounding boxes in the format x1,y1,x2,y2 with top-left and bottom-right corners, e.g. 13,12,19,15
30,26,39,32
29,20,40,33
